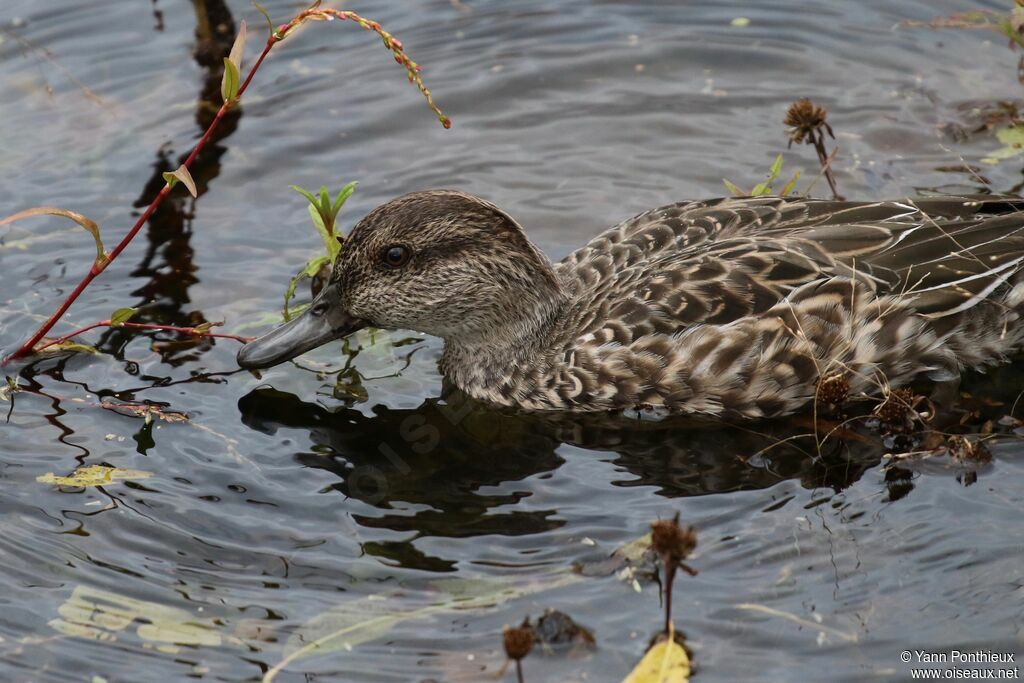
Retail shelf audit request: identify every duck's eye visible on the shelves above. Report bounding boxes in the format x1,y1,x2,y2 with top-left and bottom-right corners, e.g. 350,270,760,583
382,244,411,268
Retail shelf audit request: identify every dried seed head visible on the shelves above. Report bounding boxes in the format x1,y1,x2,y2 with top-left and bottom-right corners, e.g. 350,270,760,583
503,619,535,661
874,387,916,431
785,98,831,145
650,513,697,565
816,372,850,406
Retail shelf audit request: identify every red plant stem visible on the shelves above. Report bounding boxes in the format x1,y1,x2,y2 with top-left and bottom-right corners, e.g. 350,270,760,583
1,38,277,366
4,6,448,368
33,320,253,353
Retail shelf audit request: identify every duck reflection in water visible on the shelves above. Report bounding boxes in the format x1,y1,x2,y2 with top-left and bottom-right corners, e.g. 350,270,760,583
238,387,882,541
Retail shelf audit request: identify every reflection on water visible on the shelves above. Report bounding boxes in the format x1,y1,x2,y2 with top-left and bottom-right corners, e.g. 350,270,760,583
2,0,1024,680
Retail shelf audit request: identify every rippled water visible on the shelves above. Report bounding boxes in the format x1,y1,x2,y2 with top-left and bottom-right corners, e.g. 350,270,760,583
2,0,1023,681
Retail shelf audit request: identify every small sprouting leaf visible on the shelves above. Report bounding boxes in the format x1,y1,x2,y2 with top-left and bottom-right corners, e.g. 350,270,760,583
221,57,240,103
290,184,320,207
229,20,247,73
37,465,153,487
252,0,275,38
1,206,106,267
301,255,331,278
110,307,137,325
722,178,746,196
780,170,802,196
331,181,357,215
318,185,331,217
163,165,198,198
308,204,333,252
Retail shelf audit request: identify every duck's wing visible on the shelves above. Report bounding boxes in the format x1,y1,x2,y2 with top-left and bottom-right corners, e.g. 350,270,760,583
558,195,1024,343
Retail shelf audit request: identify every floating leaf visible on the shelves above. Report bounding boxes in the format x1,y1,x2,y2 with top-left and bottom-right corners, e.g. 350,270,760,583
252,0,275,38
100,401,189,424
221,57,240,103
730,17,751,27
981,125,1024,165
109,307,137,325
0,377,20,401
0,206,106,267
622,628,690,683
37,465,153,487
34,338,99,355
163,165,198,198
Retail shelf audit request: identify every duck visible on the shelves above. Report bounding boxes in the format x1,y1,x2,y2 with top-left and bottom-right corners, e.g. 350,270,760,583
237,191,1024,419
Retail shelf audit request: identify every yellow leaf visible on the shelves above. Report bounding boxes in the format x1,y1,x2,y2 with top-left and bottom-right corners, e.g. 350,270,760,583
622,627,690,683
37,465,153,487
0,206,106,267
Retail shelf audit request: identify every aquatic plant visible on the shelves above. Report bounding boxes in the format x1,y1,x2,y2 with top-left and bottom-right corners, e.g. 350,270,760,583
0,0,449,366
284,181,357,320
784,97,842,200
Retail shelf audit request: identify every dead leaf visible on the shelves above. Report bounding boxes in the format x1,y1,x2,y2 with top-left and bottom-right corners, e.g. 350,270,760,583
37,465,153,487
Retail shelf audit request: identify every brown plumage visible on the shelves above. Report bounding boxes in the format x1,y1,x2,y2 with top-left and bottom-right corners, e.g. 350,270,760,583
238,191,1024,419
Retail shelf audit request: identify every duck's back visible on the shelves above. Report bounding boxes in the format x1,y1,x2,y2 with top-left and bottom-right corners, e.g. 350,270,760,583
545,196,1024,417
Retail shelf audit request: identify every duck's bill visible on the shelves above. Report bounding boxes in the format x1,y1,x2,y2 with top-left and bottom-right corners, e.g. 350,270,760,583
237,301,366,369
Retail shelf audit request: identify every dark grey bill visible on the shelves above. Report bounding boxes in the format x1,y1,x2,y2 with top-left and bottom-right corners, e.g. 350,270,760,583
237,292,366,369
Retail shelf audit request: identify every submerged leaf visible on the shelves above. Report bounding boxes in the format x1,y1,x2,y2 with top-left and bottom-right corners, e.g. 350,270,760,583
51,584,221,650
263,573,578,682
37,465,153,487
0,206,106,267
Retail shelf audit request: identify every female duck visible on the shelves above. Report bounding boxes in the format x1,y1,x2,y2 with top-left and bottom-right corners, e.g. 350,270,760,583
238,191,1024,419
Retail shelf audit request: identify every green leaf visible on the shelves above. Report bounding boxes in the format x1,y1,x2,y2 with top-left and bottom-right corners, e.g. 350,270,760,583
251,0,275,38
290,184,320,207
318,186,331,218
301,255,331,278
110,307,137,326
780,170,802,196
36,339,99,355
308,204,333,254
332,181,357,215
722,178,746,196
163,165,198,198
221,57,240,103
0,206,106,267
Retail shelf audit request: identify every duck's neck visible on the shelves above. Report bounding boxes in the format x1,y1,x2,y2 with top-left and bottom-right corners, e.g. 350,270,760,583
440,271,571,406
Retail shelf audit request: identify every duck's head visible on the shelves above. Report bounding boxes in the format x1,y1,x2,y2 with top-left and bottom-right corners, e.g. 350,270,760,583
237,190,561,369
